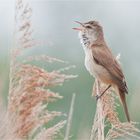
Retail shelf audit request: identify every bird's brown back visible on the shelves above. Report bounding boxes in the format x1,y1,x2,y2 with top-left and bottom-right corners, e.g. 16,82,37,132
91,44,128,94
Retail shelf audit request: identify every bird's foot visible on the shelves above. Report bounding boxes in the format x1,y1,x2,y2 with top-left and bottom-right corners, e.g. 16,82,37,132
95,84,112,101
95,95,100,101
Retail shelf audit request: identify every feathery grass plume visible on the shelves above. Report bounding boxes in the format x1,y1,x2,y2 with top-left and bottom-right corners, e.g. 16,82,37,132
0,0,76,139
90,55,140,140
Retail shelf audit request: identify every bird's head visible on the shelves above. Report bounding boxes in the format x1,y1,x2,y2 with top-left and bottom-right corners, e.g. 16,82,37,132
73,20,103,47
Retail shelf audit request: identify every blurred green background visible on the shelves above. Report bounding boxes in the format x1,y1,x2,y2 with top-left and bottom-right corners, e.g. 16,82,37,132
0,0,140,139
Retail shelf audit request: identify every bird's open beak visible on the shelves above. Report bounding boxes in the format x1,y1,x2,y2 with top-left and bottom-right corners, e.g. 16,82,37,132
72,21,84,31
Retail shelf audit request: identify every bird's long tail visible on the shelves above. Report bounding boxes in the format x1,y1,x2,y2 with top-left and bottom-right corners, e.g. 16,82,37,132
119,89,130,122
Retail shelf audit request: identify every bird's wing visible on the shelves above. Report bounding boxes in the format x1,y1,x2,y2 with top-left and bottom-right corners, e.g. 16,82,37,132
91,45,128,93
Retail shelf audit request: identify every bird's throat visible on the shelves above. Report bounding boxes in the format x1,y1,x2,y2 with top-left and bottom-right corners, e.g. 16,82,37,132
79,32,90,48
79,31,98,48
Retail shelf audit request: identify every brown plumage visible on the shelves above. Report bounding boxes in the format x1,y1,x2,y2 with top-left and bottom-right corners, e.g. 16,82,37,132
73,20,130,122
92,44,130,122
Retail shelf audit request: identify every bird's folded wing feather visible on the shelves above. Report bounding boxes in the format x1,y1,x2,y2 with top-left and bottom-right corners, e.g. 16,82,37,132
91,45,128,93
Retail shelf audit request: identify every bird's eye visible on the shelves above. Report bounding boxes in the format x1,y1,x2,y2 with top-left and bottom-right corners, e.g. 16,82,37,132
86,25,92,29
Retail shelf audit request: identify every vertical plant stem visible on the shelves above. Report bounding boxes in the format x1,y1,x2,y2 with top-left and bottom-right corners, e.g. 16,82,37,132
64,93,76,140
90,80,104,140
96,80,104,140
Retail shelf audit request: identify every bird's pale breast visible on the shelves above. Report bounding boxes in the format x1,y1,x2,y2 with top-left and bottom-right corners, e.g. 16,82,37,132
84,47,112,84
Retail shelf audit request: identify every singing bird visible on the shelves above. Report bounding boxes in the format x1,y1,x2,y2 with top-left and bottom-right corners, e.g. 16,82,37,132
73,20,130,122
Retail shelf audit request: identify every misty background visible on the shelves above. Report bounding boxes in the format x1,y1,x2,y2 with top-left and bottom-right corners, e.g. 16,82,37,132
0,0,140,139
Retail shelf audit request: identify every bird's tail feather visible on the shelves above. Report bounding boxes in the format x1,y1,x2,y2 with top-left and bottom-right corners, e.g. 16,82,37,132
119,89,130,122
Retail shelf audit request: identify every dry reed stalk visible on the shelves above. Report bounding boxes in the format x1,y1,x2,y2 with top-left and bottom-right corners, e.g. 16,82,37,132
64,93,76,140
90,55,140,140
96,81,104,140
90,80,105,140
